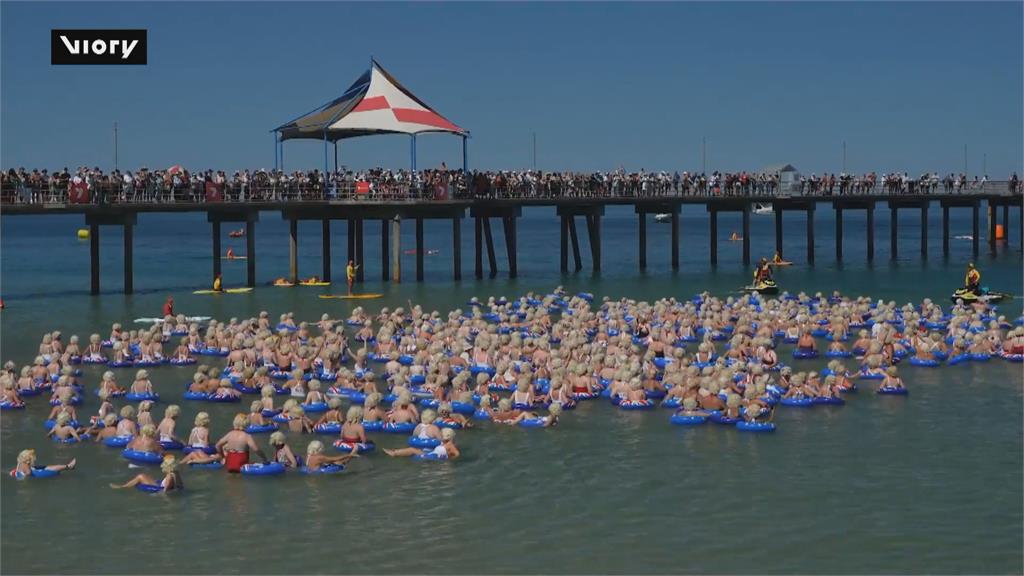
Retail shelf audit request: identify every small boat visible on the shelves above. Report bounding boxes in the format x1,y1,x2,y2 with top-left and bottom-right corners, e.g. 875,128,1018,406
743,279,779,295
228,229,245,238
402,249,439,255
753,203,773,215
950,287,1009,304
654,213,672,223
954,235,974,241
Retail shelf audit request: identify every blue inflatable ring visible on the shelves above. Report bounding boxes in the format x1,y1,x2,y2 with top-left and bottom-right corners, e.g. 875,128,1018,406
380,422,417,434
240,462,286,476
670,414,708,426
103,435,133,448
736,421,776,432
314,422,341,435
245,423,277,434
877,387,909,395
333,440,375,453
299,464,345,475
122,449,162,465
408,436,441,449
780,397,814,407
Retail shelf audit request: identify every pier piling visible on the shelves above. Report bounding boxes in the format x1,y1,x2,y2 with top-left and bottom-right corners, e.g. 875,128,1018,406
246,219,256,287
355,219,364,282
709,210,718,266
806,208,815,265
392,217,401,282
835,207,843,261
569,216,582,271
503,215,518,278
972,203,980,256
890,206,898,260
483,217,497,277
452,217,461,280
671,210,680,270
474,216,483,279
586,214,601,272
560,215,568,272
123,221,134,294
416,218,425,282
381,219,390,281
638,212,647,270
288,219,298,284
867,204,875,261
90,224,100,295
774,209,784,258
322,219,331,282
921,204,928,259
212,220,222,283
741,206,751,266
942,205,950,257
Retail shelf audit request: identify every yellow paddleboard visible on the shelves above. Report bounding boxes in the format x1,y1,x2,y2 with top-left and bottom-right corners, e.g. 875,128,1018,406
318,293,384,300
299,281,331,287
769,261,793,267
193,288,254,295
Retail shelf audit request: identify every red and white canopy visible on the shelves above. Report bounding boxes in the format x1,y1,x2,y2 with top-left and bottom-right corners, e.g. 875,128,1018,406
275,60,466,142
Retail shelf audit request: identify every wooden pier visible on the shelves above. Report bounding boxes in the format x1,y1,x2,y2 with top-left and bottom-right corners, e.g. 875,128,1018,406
6,192,1020,294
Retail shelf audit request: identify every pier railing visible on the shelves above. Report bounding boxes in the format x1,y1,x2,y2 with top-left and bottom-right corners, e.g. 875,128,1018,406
1,178,1020,206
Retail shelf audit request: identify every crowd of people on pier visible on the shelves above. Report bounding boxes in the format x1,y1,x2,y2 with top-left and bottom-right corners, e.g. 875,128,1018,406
2,165,1019,205
4,285,1023,488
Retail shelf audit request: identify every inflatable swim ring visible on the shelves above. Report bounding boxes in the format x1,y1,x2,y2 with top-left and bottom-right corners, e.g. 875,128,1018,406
670,414,708,426
240,462,286,476
245,423,277,434
736,421,776,433
333,440,375,453
103,435,133,448
380,422,416,434
122,449,162,465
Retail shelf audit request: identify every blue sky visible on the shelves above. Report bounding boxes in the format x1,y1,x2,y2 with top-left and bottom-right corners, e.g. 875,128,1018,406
2,2,1021,175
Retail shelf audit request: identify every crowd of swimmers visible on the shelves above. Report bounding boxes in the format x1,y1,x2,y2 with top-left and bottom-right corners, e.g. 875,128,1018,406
3,286,1023,491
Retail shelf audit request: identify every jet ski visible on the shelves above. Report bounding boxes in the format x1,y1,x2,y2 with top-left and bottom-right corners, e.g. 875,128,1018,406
951,286,1008,304
743,279,779,295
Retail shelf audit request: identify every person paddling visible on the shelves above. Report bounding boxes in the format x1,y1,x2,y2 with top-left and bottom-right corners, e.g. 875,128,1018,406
346,260,360,295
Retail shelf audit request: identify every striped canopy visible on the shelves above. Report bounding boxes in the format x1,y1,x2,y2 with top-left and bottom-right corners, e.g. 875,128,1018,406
275,60,466,142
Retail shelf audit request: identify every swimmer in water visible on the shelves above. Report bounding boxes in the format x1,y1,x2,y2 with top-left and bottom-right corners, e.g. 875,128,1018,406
304,440,358,472
110,453,182,493
384,427,460,460
10,449,75,480
215,413,269,473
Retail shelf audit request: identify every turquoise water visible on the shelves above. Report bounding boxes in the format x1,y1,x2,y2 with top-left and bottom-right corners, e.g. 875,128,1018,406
1,205,1022,574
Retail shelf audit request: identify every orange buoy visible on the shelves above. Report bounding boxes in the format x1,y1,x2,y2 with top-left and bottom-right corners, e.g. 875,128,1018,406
995,224,1005,240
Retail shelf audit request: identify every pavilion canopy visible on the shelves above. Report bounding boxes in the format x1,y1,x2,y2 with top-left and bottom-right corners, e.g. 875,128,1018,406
275,59,466,142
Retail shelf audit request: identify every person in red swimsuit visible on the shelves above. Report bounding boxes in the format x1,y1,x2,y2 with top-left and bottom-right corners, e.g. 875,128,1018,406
215,413,267,473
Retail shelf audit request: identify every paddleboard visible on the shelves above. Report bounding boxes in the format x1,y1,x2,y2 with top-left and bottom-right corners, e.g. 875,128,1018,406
318,293,384,300
134,316,212,324
273,281,328,287
221,256,248,260
769,261,793,267
193,288,254,295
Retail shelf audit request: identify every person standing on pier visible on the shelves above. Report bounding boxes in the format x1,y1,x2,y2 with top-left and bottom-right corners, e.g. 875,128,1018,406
346,260,360,295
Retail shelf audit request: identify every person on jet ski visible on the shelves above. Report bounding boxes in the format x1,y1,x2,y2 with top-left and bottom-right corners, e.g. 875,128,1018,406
964,262,981,295
754,258,774,285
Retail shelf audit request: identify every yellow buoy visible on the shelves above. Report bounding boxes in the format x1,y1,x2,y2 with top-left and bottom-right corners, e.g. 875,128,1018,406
77,229,89,240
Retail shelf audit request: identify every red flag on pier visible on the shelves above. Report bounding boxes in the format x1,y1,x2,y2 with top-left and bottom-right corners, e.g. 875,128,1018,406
205,181,223,202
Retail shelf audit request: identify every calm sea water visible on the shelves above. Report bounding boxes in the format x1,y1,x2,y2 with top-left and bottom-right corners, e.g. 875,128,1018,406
1,205,1022,574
